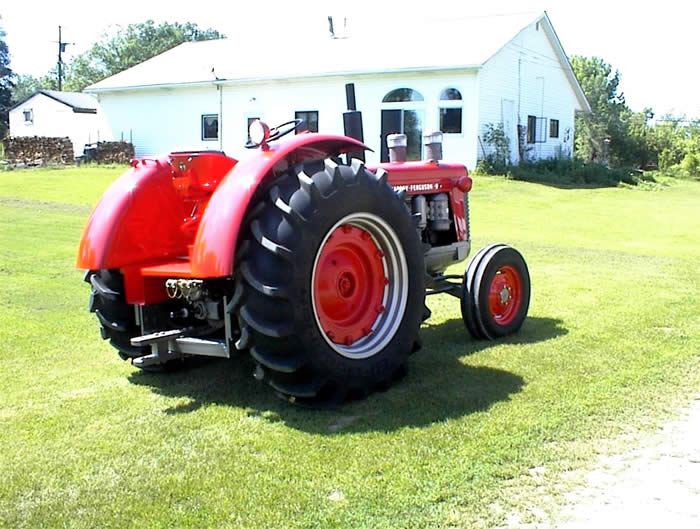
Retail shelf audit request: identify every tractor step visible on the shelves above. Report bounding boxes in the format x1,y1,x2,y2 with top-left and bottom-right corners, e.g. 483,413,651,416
130,328,188,347
130,327,230,366
132,348,183,368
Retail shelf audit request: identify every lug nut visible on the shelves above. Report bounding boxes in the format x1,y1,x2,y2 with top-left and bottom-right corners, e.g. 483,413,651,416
344,336,354,345
376,305,385,314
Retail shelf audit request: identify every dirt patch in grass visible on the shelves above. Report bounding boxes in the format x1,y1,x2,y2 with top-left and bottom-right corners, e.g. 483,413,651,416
0,197,93,214
554,394,700,528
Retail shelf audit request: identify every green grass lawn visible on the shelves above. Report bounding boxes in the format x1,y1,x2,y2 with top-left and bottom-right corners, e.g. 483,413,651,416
1,166,699,528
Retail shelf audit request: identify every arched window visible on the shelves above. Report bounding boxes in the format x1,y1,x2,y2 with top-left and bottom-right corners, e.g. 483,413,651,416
440,88,462,101
380,88,425,162
439,87,463,134
382,88,424,103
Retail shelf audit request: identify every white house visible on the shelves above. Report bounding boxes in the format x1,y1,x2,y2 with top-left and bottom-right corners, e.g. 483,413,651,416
9,90,114,158
85,12,590,169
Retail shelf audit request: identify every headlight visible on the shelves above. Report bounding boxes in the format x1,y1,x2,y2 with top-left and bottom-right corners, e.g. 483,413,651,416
249,120,270,147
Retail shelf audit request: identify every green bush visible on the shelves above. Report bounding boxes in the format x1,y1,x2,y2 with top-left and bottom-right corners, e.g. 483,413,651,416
474,158,641,187
656,153,700,181
658,148,675,170
680,153,700,178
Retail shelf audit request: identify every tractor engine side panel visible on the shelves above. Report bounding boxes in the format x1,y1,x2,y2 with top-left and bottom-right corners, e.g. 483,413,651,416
369,161,471,242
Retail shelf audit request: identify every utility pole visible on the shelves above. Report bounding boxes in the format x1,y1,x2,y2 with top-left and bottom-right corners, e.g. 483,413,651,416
57,26,70,91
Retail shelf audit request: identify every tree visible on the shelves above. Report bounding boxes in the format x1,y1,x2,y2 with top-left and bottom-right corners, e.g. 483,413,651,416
10,74,52,106
571,56,626,164
0,17,14,137
62,20,224,91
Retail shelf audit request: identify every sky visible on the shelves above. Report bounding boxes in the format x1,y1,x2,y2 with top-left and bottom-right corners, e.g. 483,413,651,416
2,0,698,118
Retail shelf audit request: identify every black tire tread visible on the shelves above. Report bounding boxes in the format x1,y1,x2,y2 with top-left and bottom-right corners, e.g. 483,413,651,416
472,245,530,339
87,270,150,360
235,158,424,405
461,244,507,340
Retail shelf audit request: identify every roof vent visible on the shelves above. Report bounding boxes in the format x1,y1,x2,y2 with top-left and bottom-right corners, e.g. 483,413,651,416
328,16,349,39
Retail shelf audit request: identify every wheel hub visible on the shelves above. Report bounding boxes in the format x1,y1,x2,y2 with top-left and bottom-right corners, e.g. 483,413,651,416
311,213,409,360
337,272,356,298
314,224,386,347
489,266,522,325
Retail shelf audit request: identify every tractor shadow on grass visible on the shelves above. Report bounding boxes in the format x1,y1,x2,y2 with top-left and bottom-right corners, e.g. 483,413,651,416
128,316,566,433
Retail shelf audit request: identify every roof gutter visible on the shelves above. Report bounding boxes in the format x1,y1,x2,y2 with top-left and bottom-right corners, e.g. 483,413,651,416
84,64,483,94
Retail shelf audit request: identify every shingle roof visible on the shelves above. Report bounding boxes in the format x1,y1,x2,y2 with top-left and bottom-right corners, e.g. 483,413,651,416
83,11,589,112
86,12,543,91
39,90,99,113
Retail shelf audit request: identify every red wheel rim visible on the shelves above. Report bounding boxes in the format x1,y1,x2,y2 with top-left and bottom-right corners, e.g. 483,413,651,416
488,265,522,325
313,224,386,347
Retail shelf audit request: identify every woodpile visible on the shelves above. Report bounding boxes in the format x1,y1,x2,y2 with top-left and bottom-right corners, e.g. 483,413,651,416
3,136,74,166
92,142,135,164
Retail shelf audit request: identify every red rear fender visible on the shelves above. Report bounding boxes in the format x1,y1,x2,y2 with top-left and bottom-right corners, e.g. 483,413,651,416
77,152,237,271
191,134,371,277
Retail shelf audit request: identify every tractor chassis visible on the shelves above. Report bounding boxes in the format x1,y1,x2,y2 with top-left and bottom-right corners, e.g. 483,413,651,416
426,273,464,299
128,270,468,369
129,298,236,368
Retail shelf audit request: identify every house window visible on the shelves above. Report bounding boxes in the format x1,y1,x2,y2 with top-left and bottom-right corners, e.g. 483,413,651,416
381,88,425,161
247,117,260,142
550,119,560,138
439,88,463,134
382,88,424,103
440,88,462,101
23,109,33,124
527,115,547,144
295,111,319,133
440,109,462,134
201,114,218,141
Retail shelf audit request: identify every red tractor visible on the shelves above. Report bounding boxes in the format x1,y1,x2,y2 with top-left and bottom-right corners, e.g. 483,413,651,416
77,85,530,405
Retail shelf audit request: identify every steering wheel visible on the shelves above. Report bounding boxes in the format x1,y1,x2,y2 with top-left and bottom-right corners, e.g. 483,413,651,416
269,119,304,142
245,119,305,149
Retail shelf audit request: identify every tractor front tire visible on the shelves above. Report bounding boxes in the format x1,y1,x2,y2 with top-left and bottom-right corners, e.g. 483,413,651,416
235,158,425,405
464,245,530,339
461,243,507,339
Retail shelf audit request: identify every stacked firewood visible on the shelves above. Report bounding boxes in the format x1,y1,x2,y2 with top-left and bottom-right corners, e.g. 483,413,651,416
93,142,135,164
3,136,74,165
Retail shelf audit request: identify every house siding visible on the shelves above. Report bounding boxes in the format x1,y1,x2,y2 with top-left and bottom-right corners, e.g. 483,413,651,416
477,21,577,163
90,16,586,170
97,86,219,157
96,71,480,168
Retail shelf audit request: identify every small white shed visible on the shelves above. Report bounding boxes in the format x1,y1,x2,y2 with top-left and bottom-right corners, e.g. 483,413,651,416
86,12,590,168
9,90,114,158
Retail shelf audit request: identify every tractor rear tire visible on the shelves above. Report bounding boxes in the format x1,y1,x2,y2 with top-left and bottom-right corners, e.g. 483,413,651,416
471,245,530,339
234,158,425,405
87,270,150,360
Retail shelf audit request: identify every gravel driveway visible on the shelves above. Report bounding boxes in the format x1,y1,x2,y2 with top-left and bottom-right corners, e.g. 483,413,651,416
557,395,700,528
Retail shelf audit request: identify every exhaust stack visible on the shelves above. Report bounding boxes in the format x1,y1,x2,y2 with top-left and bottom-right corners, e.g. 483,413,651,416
343,83,365,163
